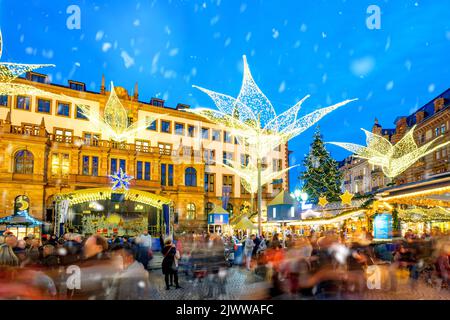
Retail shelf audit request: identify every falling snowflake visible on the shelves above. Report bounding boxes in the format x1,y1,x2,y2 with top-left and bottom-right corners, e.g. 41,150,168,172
272,28,279,39
210,15,220,26
350,56,375,77
224,38,231,47
120,51,135,68
300,23,307,32
428,83,435,93
102,42,112,52
133,19,140,27
278,81,286,93
95,30,104,41
169,48,179,56
386,80,394,91
245,32,252,42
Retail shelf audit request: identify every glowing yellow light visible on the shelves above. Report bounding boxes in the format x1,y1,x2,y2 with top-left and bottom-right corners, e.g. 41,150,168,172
288,210,367,226
69,82,161,142
318,196,329,207
329,125,450,178
340,190,354,206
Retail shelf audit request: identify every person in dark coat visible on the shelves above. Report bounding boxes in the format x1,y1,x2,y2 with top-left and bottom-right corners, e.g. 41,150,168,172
161,237,181,290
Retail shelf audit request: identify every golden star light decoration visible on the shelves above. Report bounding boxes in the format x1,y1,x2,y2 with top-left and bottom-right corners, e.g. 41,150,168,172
318,195,329,207
328,125,450,178
74,82,160,142
340,190,354,206
188,55,357,160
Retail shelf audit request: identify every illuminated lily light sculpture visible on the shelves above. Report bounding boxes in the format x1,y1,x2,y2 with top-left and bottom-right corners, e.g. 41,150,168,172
0,29,61,97
328,125,450,178
189,55,357,234
75,82,160,142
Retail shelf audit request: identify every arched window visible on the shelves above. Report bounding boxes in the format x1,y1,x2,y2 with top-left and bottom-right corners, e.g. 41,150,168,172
226,203,233,216
205,202,214,215
185,167,197,187
186,203,196,220
14,150,34,174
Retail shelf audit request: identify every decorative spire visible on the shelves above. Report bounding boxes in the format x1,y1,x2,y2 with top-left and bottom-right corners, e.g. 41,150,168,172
374,118,378,125
101,74,105,94
39,117,46,137
40,117,45,127
5,111,11,123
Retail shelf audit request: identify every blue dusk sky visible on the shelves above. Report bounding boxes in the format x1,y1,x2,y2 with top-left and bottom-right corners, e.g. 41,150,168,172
1,0,449,190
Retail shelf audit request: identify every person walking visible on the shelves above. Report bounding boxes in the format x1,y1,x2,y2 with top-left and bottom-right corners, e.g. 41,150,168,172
161,237,181,290
243,234,255,271
136,230,152,270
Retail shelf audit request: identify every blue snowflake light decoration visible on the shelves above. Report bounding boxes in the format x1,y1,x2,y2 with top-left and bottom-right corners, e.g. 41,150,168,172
109,168,134,190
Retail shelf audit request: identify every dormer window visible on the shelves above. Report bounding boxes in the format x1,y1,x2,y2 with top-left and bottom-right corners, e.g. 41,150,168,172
150,98,164,107
27,72,47,84
69,81,86,91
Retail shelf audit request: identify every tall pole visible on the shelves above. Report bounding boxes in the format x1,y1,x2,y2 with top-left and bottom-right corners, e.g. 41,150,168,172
257,157,262,236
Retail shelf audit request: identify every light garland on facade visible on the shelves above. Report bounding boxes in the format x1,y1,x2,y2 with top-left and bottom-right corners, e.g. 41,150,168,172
381,185,450,202
54,188,171,209
328,125,450,178
397,207,450,222
72,82,160,142
0,82,64,98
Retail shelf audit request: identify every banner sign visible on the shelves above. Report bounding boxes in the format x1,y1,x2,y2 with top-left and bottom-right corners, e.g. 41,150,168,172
208,213,229,225
373,213,393,239
222,186,231,209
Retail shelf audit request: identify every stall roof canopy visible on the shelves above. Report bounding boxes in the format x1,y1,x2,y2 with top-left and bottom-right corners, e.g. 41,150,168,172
0,212,44,226
268,190,294,206
233,217,258,230
376,172,450,206
209,204,230,215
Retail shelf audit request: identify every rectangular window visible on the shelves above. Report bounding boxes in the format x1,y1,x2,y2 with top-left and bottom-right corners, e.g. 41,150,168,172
137,161,143,180
37,98,51,113
158,143,172,155
224,131,232,143
441,124,446,134
145,162,151,181
203,149,215,165
201,127,209,140
241,154,250,167
175,123,185,135
69,81,85,91
188,125,196,137
168,164,174,186
52,153,70,176
223,175,234,195
223,152,233,165
147,118,157,131
119,159,126,172
111,158,117,174
31,74,46,83
272,159,282,172
82,156,90,175
16,95,30,110
435,127,440,137
212,130,221,141
54,128,73,143
241,182,250,195
57,102,70,117
92,156,99,176
205,173,215,192
76,105,88,119
161,120,171,133
135,140,150,153
161,164,166,186
0,95,9,107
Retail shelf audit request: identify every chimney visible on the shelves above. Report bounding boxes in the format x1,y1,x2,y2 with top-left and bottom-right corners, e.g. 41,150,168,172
101,74,105,94
133,82,139,100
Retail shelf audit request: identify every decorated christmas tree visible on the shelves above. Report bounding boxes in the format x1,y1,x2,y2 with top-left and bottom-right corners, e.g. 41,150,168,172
300,126,343,204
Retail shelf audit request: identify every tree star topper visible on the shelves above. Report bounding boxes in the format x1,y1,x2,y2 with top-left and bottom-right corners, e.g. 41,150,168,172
340,190,354,206
109,168,133,190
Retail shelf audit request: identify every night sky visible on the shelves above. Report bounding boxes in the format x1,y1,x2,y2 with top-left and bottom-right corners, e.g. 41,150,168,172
1,0,449,190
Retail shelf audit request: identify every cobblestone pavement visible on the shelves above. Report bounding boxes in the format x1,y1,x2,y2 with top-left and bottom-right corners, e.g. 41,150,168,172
146,254,450,300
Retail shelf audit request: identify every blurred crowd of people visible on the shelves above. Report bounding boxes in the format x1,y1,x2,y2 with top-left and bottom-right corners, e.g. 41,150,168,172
0,227,449,300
